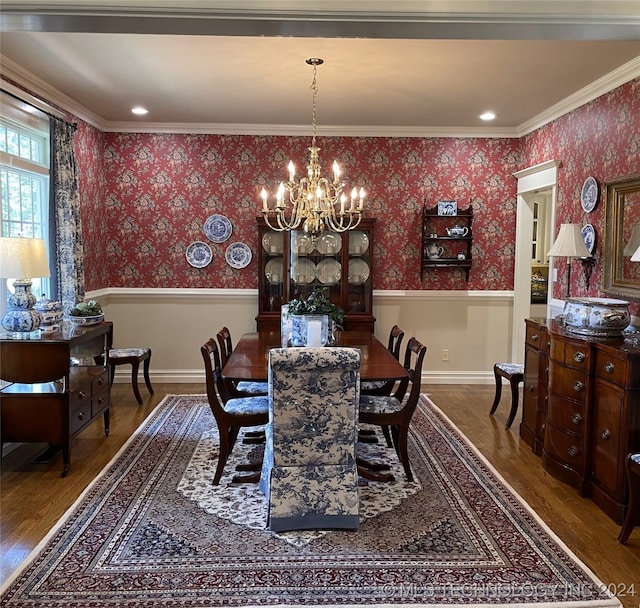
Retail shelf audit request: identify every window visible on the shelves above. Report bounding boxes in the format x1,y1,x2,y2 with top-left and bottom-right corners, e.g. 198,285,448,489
0,91,52,307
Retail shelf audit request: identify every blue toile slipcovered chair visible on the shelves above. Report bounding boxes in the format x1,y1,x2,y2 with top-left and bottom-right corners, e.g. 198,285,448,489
259,347,361,532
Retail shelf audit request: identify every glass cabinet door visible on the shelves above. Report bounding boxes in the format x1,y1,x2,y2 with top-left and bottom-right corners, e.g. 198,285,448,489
345,230,372,315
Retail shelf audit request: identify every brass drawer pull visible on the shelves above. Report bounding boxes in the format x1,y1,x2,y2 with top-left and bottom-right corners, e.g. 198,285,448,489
601,428,611,440
528,385,535,393
574,351,586,363
570,413,583,425
604,362,615,374
78,391,87,400
531,333,538,342
573,380,585,392
568,446,578,457
77,411,85,421
97,377,105,386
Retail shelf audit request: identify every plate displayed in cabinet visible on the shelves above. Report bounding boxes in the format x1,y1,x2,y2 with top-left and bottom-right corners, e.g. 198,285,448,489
186,241,213,268
316,233,341,255
261,232,283,254
265,257,283,283
225,242,252,269
291,258,316,283
316,259,342,284
292,233,312,255
203,214,232,243
349,231,369,255
348,258,370,284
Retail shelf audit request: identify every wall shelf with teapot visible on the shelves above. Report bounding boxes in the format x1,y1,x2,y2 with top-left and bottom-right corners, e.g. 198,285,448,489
421,203,473,280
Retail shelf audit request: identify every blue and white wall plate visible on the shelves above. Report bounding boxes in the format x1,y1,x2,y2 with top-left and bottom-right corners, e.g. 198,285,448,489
225,242,252,269
203,214,232,243
186,241,213,268
581,177,599,213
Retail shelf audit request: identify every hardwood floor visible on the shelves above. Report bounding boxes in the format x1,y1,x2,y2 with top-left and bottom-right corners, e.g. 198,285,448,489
1,383,639,605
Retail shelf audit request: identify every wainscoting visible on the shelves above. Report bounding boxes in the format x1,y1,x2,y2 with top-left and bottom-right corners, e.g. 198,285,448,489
89,288,515,384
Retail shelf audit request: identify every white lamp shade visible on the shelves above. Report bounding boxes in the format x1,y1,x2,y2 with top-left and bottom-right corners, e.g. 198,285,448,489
631,244,640,262
623,224,640,256
547,223,592,259
0,237,50,279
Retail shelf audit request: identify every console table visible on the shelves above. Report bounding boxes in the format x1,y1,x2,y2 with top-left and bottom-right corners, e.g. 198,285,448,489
521,318,640,523
0,322,113,476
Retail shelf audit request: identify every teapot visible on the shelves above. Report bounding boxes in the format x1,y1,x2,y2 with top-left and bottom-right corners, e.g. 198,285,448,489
426,243,445,259
446,225,469,237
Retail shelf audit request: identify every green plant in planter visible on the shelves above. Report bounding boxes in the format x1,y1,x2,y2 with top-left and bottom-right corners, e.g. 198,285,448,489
287,288,345,327
70,299,103,317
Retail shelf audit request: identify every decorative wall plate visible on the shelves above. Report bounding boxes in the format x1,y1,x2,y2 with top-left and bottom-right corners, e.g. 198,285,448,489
581,224,596,254
348,231,369,255
581,177,599,213
204,214,232,243
316,259,342,284
186,241,213,268
225,242,252,269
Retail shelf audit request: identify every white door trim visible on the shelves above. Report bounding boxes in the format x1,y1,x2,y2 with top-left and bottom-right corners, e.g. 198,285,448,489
511,159,560,363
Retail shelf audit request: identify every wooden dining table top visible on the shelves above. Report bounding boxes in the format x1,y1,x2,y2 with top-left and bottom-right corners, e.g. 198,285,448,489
222,331,408,383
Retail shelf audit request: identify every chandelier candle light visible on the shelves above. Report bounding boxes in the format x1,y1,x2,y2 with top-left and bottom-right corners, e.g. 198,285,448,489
260,58,365,237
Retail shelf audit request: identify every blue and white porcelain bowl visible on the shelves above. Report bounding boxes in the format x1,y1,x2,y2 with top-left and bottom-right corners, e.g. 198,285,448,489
69,313,105,326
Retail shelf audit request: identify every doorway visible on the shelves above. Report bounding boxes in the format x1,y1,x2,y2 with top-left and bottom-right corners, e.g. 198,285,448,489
512,160,559,363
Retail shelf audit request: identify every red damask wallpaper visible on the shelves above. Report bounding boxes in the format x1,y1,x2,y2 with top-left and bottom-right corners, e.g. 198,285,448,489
75,78,639,294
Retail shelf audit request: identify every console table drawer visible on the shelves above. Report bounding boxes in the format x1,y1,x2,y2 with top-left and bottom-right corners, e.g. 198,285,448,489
544,424,585,473
550,337,590,370
594,351,628,387
549,365,588,403
546,395,585,432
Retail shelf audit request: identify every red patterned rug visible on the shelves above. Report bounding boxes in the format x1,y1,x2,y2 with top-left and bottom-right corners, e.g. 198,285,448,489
1,394,619,607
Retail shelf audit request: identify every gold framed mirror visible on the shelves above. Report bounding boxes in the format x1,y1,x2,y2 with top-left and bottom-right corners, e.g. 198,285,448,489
602,172,640,301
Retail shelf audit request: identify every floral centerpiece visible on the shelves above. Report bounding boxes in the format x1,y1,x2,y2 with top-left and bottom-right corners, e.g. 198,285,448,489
286,288,344,346
287,288,345,327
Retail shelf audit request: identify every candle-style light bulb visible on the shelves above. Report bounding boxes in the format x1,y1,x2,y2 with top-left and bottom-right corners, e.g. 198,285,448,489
261,188,268,212
276,182,285,208
332,161,340,182
358,187,365,210
288,161,295,181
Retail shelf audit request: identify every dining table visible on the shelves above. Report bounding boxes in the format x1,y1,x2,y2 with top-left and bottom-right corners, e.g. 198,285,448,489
222,330,408,482
222,330,408,384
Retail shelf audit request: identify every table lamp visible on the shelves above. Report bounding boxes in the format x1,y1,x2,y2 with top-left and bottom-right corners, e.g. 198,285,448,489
546,223,592,300
0,237,50,332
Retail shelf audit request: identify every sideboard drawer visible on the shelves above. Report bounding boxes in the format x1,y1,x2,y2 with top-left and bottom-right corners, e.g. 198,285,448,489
549,365,588,404
550,337,590,371
544,425,585,474
546,395,585,432
594,351,628,387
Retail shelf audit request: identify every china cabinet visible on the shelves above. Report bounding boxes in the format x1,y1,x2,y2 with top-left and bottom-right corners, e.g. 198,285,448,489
256,218,376,333
522,318,640,523
421,204,473,280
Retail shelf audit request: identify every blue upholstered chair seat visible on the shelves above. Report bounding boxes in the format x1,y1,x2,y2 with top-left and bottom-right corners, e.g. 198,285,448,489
225,395,269,416
236,380,269,395
360,380,387,391
359,394,404,415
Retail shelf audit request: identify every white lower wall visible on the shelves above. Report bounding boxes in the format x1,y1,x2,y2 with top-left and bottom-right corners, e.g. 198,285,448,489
89,288,515,385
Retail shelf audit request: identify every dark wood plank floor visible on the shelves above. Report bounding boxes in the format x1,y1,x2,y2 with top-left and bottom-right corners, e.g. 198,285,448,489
1,383,639,605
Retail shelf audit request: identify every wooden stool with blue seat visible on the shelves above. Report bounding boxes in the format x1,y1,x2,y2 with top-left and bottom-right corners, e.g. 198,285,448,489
489,362,524,429
107,347,154,405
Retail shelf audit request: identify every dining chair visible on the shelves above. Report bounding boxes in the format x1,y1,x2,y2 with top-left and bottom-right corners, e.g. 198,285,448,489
361,324,405,396
259,347,361,532
216,327,269,397
359,337,427,482
200,338,269,484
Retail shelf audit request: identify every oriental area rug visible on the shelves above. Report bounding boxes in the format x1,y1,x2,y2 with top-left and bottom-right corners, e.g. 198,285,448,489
1,394,620,608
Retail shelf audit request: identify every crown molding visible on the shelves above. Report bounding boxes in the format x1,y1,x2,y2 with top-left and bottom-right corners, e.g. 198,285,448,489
516,56,640,136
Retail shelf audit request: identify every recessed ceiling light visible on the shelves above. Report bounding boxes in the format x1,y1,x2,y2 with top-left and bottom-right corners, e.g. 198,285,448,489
131,106,148,116
479,111,496,121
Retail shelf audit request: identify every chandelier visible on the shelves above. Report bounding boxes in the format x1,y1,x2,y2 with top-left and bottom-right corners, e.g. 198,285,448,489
260,58,365,236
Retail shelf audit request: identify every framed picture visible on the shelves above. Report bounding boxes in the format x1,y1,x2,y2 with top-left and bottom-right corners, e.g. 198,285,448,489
437,200,457,216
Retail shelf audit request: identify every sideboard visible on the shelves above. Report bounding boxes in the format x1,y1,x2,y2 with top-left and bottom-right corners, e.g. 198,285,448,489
521,318,640,523
0,322,113,476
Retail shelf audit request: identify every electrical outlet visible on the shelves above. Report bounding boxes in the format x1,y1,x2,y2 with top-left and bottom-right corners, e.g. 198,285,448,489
442,349,449,362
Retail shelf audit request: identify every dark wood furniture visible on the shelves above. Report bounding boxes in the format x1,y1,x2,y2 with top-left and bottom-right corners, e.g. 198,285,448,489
0,322,113,476
107,347,153,405
256,218,376,333
421,203,473,280
521,318,640,523
489,362,524,429
618,453,640,543
222,331,408,384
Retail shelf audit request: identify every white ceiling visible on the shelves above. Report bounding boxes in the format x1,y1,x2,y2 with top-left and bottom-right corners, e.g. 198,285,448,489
1,1,640,136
